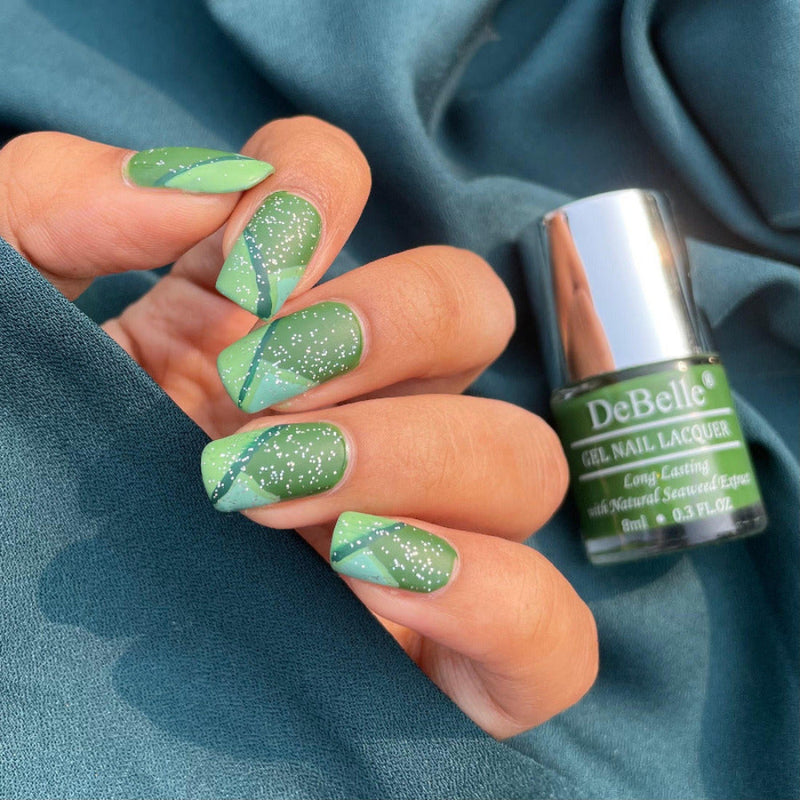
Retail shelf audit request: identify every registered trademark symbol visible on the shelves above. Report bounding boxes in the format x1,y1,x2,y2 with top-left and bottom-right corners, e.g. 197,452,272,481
702,370,715,388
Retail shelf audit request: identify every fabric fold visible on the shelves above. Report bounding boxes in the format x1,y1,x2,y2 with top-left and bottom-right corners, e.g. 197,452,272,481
621,0,800,261
0,0,798,796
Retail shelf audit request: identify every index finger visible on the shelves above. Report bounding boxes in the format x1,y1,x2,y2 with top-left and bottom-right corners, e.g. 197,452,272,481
216,116,371,319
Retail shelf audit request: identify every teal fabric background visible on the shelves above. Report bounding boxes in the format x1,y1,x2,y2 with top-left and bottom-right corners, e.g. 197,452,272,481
0,0,797,798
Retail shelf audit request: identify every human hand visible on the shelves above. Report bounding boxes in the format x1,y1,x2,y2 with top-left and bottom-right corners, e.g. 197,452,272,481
0,117,597,738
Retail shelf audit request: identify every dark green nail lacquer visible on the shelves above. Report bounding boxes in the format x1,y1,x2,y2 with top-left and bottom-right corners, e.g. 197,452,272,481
201,422,347,512
216,191,321,319
218,301,363,413
126,147,273,193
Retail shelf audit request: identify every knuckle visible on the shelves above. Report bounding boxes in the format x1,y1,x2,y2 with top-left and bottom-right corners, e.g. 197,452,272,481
403,246,515,360
412,248,460,311
390,248,460,351
382,397,478,508
248,115,371,193
516,557,560,650
443,247,516,346
301,116,367,165
577,602,600,695
491,404,569,532
295,116,369,169
1,132,39,166
560,598,600,707
486,269,516,347
0,134,46,254
535,419,570,508
2,132,73,178
518,556,599,706
523,414,569,517
412,400,463,495
0,135,37,203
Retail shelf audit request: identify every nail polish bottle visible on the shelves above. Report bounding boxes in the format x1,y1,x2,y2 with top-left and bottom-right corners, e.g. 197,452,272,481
537,189,767,565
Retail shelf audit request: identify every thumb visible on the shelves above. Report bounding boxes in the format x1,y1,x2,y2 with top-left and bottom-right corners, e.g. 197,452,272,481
0,132,273,298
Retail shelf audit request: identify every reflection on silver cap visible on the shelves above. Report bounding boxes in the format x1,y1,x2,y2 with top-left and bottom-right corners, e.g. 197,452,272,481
540,189,711,384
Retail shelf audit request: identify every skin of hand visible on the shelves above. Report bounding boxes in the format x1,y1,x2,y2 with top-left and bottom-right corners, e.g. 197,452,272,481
0,117,598,739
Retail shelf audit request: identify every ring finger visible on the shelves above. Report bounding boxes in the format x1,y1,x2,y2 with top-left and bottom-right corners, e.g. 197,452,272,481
200,394,568,540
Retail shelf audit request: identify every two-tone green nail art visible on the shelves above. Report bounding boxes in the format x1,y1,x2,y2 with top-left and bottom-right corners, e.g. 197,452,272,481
331,512,457,593
126,147,273,193
217,301,363,413
216,191,321,319
201,422,347,512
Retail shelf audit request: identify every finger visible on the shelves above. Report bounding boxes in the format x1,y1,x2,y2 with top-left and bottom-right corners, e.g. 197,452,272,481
329,513,598,737
215,245,515,414
200,395,568,541
0,132,273,298
215,116,371,319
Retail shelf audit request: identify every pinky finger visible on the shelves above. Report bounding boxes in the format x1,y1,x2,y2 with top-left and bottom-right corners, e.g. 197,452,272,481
326,512,598,738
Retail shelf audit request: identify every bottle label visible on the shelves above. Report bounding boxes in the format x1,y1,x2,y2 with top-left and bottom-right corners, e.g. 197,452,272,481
552,364,762,542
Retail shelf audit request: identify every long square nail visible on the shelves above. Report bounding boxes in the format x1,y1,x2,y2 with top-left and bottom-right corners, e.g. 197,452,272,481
217,301,363,413
201,422,347,511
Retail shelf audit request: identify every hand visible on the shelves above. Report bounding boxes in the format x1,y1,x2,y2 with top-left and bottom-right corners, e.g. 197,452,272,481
0,117,597,738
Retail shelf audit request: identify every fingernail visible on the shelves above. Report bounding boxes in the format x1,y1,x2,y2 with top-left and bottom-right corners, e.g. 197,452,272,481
126,147,273,193
215,191,321,318
217,302,363,413
201,422,347,511
330,512,457,593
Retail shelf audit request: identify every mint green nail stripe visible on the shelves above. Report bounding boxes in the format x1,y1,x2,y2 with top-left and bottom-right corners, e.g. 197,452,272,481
201,423,347,512
217,302,363,413
215,191,321,319
331,513,457,593
126,147,273,193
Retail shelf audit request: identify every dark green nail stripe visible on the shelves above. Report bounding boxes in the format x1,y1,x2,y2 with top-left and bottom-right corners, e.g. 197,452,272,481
330,513,457,592
208,425,282,507
151,154,256,187
217,302,363,414
237,323,279,406
127,146,273,193
244,231,275,319
215,192,321,319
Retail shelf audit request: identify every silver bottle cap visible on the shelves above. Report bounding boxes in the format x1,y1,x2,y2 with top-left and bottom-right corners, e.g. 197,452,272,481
539,189,712,385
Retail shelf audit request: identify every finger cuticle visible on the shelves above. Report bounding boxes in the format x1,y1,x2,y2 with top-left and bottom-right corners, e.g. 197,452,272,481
216,191,322,319
200,422,348,512
125,147,274,193
330,512,457,593
217,301,363,413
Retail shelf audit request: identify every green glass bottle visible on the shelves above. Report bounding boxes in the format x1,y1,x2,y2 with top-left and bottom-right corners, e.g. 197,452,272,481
540,190,767,565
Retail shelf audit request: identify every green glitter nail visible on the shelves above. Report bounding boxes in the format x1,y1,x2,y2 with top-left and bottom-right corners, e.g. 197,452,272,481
217,302,363,413
330,512,457,593
126,147,273,193
201,422,347,512
215,191,321,319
